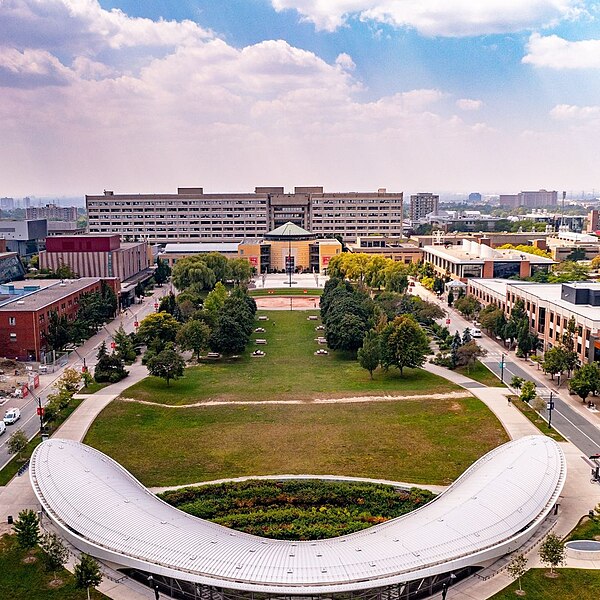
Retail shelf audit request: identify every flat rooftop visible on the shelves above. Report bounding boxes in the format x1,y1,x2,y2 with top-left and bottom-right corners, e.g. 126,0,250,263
0,278,106,312
163,243,239,254
424,244,555,265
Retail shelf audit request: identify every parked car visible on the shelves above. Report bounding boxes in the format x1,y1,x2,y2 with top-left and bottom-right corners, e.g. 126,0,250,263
472,328,482,338
0,421,5,436
4,407,21,425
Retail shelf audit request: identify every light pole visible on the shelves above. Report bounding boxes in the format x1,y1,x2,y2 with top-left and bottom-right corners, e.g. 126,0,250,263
547,391,555,429
441,573,457,599
147,575,160,600
500,353,506,383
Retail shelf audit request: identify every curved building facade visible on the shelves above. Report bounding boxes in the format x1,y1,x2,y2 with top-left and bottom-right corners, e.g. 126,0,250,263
30,436,565,599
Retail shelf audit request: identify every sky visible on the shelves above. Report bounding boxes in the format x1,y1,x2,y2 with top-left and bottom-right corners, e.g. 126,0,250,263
1,0,599,197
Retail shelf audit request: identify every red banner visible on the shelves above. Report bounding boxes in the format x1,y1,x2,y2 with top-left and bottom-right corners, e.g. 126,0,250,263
322,256,331,266
248,256,258,266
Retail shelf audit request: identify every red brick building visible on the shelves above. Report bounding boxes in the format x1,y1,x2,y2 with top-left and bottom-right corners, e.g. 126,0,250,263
0,278,119,361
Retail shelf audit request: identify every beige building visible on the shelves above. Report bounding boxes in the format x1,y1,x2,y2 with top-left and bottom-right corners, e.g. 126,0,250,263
348,236,423,264
409,193,439,221
468,278,600,364
160,243,240,268
86,186,404,244
238,223,341,274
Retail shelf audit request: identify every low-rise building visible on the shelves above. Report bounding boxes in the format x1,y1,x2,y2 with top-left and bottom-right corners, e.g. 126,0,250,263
468,278,600,363
0,278,119,361
0,219,47,257
38,235,152,306
347,236,423,264
423,239,555,282
47,221,87,236
160,243,240,268
545,231,600,261
409,231,552,248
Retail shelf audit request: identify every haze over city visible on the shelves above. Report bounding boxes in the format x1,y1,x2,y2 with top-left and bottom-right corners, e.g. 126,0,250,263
1,0,599,196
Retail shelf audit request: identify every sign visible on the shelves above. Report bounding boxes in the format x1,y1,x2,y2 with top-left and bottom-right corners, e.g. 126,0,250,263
248,256,258,266
322,256,331,266
22,385,29,398
154,302,159,309
134,321,139,328
446,318,451,325
37,406,44,416
111,342,116,349
33,374,40,388
285,255,294,274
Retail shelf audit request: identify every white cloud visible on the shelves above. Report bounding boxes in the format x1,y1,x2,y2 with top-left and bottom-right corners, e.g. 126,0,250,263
335,53,356,71
523,33,600,68
550,104,600,119
0,47,71,87
456,98,483,111
271,0,583,36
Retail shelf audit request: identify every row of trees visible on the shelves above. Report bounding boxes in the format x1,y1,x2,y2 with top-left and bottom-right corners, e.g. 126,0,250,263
12,509,102,598
46,281,118,351
432,327,487,372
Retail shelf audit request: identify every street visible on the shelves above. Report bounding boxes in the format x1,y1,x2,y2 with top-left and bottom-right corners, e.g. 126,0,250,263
0,286,167,470
412,282,600,458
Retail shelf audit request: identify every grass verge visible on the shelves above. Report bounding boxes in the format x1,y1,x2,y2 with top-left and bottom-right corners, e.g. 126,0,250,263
159,479,434,540
0,534,107,599
512,398,566,442
566,515,600,541
489,568,600,599
121,310,461,405
78,382,110,395
0,397,86,486
85,396,508,487
455,360,507,387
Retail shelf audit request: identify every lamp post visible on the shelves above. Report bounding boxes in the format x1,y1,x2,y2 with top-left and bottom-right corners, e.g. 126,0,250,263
441,573,457,599
500,353,506,383
147,575,160,600
547,391,555,429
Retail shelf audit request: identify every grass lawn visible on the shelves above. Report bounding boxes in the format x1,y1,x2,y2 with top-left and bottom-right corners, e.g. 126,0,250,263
85,395,508,487
512,398,566,442
567,515,600,541
78,381,110,395
456,360,507,387
0,534,107,600
121,310,461,405
489,569,600,599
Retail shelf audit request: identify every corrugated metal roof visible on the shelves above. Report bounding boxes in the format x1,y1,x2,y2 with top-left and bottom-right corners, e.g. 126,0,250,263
162,243,239,254
30,436,565,594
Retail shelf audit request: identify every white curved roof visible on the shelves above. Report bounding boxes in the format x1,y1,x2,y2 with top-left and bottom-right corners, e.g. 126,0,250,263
30,436,565,594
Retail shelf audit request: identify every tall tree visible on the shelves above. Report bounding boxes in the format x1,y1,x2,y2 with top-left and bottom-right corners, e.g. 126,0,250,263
177,320,211,360
358,330,381,379
543,347,567,381
204,282,228,314
113,324,136,363
154,257,171,286
40,532,69,582
147,343,186,386
569,363,600,403
7,429,28,460
380,315,430,376
455,340,487,373
506,554,528,595
228,258,253,285
137,312,180,347
74,554,103,600
13,509,40,550
46,311,70,351
539,533,566,575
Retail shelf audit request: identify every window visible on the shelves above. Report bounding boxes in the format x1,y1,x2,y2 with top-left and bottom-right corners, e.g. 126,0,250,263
8,317,15,326
9,333,16,342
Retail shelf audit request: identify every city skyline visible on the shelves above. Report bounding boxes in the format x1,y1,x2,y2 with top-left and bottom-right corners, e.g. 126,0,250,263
1,0,599,196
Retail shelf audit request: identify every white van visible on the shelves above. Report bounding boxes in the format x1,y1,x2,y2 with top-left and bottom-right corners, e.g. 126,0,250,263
4,407,21,425
472,328,482,338
0,421,5,435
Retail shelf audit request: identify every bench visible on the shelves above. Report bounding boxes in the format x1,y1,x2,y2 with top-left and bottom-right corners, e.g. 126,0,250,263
255,339,267,345
258,316,269,321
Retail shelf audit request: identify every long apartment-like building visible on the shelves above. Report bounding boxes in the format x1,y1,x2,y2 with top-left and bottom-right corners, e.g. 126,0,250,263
86,186,404,243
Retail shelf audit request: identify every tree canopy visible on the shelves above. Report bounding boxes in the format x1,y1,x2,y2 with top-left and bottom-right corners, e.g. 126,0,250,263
380,315,430,375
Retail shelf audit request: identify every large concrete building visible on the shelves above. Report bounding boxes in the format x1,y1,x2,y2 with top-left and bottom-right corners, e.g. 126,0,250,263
499,190,558,209
0,219,47,257
86,186,404,243
409,193,439,221
468,279,600,364
26,204,78,221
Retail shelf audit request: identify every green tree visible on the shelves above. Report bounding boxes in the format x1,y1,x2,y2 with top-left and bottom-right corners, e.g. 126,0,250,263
506,553,528,594
380,315,430,376
364,255,388,290
510,376,525,390
447,289,454,307
7,429,28,460
543,347,567,381
113,324,136,363
566,247,587,262
172,255,217,291
94,351,128,383
454,294,481,319
519,380,537,404
13,509,40,550
204,281,228,314
137,312,180,347
74,553,103,600
177,320,211,359
548,261,590,283
539,533,566,575
46,311,70,351
384,260,409,293
154,257,171,286
569,363,600,403
40,532,69,580
455,340,487,373
479,304,505,335
358,330,381,379
159,292,183,321
228,257,253,284
55,263,78,279
147,342,186,386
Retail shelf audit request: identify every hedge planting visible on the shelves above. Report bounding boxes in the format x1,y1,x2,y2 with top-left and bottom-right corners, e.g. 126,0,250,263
159,479,434,540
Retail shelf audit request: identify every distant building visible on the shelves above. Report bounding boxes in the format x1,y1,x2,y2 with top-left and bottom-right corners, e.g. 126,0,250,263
86,186,404,244
238,222,341,274
161,243,240,268
409,193,439,221
587,210,600,233
347,236,423,264
47,221,87,236
39,235,152,306
0,278,119,361
0,197,15,211
423,238,555,282
500,190,558,209
26,204,78,221
0,219,47,257
468,192,482,203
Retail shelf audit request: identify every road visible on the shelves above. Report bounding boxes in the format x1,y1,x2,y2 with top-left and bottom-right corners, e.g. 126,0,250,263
412,282,600,458
0,286,167,470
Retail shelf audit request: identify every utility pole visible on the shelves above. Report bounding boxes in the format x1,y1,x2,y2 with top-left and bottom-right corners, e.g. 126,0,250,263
500,353,505,383
547,391,555,430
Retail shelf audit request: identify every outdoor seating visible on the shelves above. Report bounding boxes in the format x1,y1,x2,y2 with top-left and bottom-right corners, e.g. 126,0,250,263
255,339,267,345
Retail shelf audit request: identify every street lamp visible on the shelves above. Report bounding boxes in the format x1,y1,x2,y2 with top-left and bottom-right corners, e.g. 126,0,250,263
24,384,46,440
500,353,506,383
147,575,160,600
547,391,555,430
441,573,457,599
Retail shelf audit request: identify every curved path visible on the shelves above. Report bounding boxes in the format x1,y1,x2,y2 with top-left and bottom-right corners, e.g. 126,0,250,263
31,436,564,596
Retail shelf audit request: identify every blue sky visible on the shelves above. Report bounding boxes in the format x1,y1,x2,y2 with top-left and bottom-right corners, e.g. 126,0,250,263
0,1,599,196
